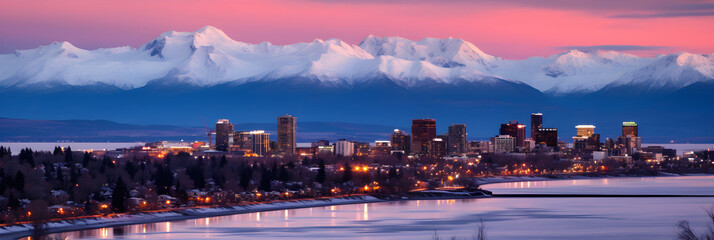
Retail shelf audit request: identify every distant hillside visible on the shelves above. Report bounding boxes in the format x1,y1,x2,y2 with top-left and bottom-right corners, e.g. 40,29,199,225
0,118,402,142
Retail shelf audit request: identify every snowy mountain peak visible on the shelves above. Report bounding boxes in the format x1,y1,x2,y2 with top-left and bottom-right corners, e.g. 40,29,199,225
142,26,242,59
1,26,713,93
359,35,499,70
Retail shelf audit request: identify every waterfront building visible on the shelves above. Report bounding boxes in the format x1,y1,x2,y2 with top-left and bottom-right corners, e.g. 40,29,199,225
468,141,492,154
500,120,526,148
492,135,515,153
335,140,355,157
428,137,446,157
535,128,558,148
411,119,436,155
573,125,600,155
277,114,297,155
215,119,234,151
531,113,543,140
231,130,271,156
622,121,639,137
249,130,271,156
575,125,595,138
447,124,467,154
618,135,641,155
390,129,411,154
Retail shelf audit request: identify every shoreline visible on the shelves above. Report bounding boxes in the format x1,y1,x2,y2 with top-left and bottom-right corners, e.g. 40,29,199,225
1,196,388,239
3,172,710,239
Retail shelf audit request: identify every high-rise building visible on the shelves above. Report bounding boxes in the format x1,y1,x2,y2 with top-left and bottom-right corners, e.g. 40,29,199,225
411,119,436,154
390,129,411,154
618,135,641,155
531,113,543,140
428,137,446,158
215,119,234,151
535,128,558,147
233,131,252,150
492,135,515,153
335,140,355,157
574,125,600,152
575,125,596,138
232,130,271,156
277,114,297,155
622,121,638,137
447,124,467,154
499,120,526,148
249,130,271,156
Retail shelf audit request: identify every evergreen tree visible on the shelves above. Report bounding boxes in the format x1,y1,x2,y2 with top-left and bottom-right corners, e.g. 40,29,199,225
219,156,227,168
53,146,62,156
82,152,92,166
342,162,352,183
14,171,25,192
316,160,326,183
64,146,74,163
239,165,252,190
154,164,174,195
111,179,128,213
278,165,289,182
0,170,6,195
56,166,64,185
187,163,206,189
124,161,137,179
259,168,272,192
44,162,54,180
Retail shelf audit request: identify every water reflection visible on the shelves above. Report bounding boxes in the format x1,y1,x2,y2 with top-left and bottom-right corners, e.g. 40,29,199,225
33,176,714,240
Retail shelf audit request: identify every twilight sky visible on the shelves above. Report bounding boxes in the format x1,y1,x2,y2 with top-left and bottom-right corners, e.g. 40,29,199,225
0,0,712,59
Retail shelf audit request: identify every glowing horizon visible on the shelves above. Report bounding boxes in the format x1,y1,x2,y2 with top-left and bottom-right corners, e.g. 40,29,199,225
0,0,712,59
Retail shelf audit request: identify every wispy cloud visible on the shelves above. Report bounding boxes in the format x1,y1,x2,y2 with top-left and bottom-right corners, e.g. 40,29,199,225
556,45,674,52
611,11,714,18
310,0,714,18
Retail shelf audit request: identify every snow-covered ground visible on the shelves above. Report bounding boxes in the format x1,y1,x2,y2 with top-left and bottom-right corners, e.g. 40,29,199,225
0,196,383,239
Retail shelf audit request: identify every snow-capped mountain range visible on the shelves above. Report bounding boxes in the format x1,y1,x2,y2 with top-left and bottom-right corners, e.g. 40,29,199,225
1,26,712,94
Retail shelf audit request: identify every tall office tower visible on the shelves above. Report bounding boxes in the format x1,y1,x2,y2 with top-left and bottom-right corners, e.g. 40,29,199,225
250,130,271,156
277,114,297,155
531,113,543,140
617,135,641,155
575,125,596,138
499,120,526,147
390,129,411,154
574,125,600,151
535,128,558,147
428,137,447,158
447,124,467,154
492,135,516,153
215,119,234,151
411,119,436,154
622,122,639,137
233,131,252,150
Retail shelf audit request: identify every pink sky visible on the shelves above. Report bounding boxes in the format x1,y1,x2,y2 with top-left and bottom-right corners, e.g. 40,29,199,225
0,0,712,59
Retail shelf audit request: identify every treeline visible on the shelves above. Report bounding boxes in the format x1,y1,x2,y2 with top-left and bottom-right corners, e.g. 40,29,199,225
0,146,416,224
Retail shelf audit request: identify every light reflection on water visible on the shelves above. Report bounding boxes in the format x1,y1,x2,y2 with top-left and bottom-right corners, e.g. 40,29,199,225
35,176,714,240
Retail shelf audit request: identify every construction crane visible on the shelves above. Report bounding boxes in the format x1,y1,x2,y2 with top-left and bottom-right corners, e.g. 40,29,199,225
201,117,215,149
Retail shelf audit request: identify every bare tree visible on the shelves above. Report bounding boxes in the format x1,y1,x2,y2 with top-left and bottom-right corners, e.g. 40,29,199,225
678,208,714,240
474,219,487,240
